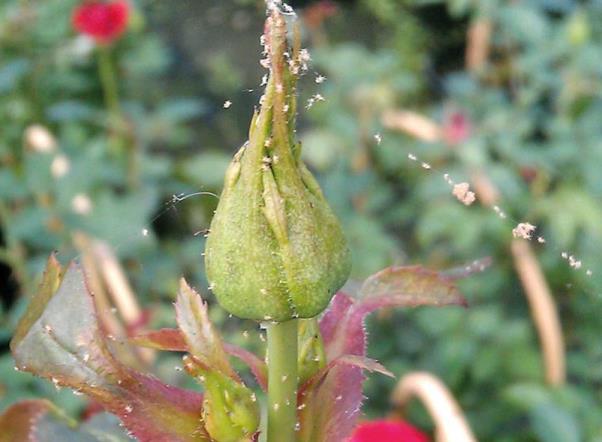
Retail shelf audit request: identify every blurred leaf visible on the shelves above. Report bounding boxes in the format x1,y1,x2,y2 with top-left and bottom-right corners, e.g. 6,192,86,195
47,101,99,123
0,59,31,93
530,403,580,442
180,151,231,189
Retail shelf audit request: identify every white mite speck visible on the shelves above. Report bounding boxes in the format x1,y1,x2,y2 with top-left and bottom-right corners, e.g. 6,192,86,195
223,100,232,109
273,403,280,411
537,237,545,243
421,162,431,170
408,153,417,161
512,222,536,240
315,74,326,84
142,228,149,236
586,270,593,276
374,133,382,144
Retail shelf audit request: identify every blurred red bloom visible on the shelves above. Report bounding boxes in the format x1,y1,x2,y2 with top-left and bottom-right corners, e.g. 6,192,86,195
348,419,429,442
72,0,130,44
304,0,339,29
442,111,472,145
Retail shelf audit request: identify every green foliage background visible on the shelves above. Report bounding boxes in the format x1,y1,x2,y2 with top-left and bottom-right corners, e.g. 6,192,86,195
1,0,601,440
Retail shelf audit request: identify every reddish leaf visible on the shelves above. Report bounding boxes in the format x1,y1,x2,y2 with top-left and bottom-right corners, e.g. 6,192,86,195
0,401,132,442
0,400,54,442
10,261,209,442
131,329,267,390
297,354,392,442
223,343,268,391
131,328,187,351
359,266,468,308
301,266,468,442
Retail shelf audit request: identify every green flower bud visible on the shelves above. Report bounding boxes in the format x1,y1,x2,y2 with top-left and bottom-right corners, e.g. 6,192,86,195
184,356,259,442
297,318,326,384
204,12,351,322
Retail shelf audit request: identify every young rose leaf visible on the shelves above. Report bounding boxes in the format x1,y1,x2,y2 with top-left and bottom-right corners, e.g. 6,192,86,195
10,261,209,442
184,356,260,442
175,281,261,441
10,254,63,351
0,401,131,442
131,329,267,390
359,265,468,308
302,266,468,442
175,279,237,379
297,354,393,442
130,328,187,351
0,399,56,442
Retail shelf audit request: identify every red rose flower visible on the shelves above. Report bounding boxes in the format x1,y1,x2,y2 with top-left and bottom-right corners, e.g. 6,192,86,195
348,419,430,442
72,0,130,44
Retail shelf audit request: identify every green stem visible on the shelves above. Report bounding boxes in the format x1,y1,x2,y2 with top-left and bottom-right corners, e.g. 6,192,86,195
98,46,121,117
267,319,298,442
97,46,138,188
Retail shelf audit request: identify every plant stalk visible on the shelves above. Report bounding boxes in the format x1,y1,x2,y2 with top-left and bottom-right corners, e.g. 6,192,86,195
267,319,298,441
97,46,138,188
98,46,121,118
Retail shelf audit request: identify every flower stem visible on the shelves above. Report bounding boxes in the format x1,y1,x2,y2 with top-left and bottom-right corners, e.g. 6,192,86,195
98,45,121,118
267,319,298,441
97,45,138,188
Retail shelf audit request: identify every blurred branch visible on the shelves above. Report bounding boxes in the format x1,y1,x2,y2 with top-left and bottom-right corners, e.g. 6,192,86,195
511,240,566,385
382,110,441,143
92,240,144,327
392,371,477,442
465,19,492,73
73,232,154,367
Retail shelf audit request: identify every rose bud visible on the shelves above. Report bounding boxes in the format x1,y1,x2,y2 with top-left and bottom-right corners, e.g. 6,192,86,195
204,12,351,322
